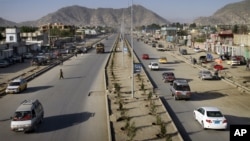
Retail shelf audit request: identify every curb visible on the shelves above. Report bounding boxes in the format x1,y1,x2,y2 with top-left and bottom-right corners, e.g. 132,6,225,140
104,35,120,141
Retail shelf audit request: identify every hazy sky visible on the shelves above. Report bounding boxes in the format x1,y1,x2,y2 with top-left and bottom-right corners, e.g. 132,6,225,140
0,0,243,23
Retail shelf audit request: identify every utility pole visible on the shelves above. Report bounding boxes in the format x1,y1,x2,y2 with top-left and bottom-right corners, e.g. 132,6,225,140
48,23,51,48
121,10,125,67
131,0,134,98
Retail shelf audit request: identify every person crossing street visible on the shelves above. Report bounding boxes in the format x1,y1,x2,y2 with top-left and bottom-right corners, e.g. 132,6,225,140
59,69,64,79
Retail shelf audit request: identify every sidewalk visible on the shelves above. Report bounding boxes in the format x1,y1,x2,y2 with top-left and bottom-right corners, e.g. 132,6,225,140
160,40,250,92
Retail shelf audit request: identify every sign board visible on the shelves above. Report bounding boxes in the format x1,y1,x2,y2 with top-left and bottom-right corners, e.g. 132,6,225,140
123,47,128,53
134,63,142,74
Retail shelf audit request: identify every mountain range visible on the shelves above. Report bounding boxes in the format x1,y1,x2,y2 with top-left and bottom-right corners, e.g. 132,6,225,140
194,0,250,25
0,5,170,27
0,1,250,27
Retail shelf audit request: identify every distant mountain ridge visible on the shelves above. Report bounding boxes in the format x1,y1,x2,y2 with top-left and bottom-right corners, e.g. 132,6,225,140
0,17,17,26
0,5,170,27
194,0,250,25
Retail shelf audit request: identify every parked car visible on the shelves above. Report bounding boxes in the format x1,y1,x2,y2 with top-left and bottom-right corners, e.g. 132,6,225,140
10,99,44,132
198,70,213,80
148,62,159,70
156,44,165,51
152,43,156,47
193,107,227,130
198,56,207,63
11,55,22,63
180,49,188,55
5,78,28,94
24,53,33,59
158,57,167,64
4,57,15,65
162,72,175,82
0,59,10,67
170,80,191,100
194,47,202,53
31,56,47,66
142,54,149,60
226,56,240,66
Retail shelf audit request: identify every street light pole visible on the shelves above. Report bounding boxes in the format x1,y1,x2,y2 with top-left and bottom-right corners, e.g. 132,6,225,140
131,0,134,98
48,23,50,48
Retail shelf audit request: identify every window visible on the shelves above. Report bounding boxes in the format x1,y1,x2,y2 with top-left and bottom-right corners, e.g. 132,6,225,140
207,111,223,117
9,36,14,41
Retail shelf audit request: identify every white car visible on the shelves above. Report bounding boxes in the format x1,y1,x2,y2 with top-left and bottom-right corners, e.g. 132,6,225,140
24,53,33,59
148,62,159,70
193,107,228,130
194,47,202,53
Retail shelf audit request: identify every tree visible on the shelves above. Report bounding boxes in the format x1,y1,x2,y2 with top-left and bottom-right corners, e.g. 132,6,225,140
189,23,197,29
232,25,239,34
20,26,37,32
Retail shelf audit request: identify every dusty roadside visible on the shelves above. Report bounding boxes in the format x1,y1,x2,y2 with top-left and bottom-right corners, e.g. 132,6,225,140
106,40,183,141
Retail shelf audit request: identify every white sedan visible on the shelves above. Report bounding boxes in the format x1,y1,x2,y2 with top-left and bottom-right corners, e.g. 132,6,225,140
194,47,202,53
193,107,228,130
148,62,159,70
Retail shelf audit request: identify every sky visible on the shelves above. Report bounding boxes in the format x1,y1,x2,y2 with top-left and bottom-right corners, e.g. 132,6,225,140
0,0,243,23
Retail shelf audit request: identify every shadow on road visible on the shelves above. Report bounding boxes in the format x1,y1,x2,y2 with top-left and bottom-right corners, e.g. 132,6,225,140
189,91,227,101
38,112,95,133
225,114,250,125
24,86,54,93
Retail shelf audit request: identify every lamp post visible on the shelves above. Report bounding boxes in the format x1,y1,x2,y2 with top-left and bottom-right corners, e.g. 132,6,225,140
131,0,134,98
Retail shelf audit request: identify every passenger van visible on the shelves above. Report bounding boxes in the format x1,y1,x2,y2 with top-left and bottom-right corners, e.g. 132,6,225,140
10,99,44,132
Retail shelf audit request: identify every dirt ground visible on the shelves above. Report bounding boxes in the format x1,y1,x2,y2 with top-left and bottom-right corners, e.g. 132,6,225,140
106,43,183,141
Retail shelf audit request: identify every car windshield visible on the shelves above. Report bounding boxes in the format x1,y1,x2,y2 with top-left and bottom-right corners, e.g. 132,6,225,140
203,71,211,74
152,63,158,66
9,82,20,86
13,111,32,121
176,85,190,91
207,111,223,117
164,73,174,76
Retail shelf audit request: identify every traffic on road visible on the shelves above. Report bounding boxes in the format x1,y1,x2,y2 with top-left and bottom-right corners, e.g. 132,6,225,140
132,35,250,141
0,34,114,141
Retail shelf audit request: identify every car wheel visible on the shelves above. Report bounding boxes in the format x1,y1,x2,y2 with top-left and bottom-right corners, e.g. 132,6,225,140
202,121,207,130
193,113,197,120
39,114,44,124
174,96,178,100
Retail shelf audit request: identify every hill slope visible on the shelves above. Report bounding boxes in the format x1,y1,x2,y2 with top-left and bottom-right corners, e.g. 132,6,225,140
16,5,170,27
194,0,250,25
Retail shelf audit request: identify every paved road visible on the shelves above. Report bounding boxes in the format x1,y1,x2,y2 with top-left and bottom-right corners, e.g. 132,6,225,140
132,38,250,141
0,34,116,141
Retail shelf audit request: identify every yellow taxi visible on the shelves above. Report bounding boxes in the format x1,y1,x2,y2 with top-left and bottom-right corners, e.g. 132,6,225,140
158,57,167,64
5,78,28,94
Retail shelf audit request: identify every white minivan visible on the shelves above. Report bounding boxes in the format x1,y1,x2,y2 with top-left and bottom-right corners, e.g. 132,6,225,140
10,99,44,132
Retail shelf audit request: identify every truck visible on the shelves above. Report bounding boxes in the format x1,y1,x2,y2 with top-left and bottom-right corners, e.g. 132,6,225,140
96,42,105,53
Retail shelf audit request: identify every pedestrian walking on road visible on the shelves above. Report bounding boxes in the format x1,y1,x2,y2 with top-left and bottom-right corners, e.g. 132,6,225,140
59,69,64,79
246,62,249,71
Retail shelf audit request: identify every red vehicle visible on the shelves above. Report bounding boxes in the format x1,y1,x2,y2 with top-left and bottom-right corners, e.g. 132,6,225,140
162,72,175,82
214,64,223,70
142,54,149,60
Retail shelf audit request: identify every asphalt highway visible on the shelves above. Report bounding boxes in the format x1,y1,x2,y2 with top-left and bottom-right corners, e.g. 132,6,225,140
131,38,250,141
0,34,117,141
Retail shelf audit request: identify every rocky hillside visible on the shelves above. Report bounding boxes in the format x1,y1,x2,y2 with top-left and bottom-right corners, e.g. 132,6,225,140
1,5,170,27
0,17,17,27
194,0,250,25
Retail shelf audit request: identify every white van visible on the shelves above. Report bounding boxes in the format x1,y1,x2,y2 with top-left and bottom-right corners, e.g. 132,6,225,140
10,99,44,132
